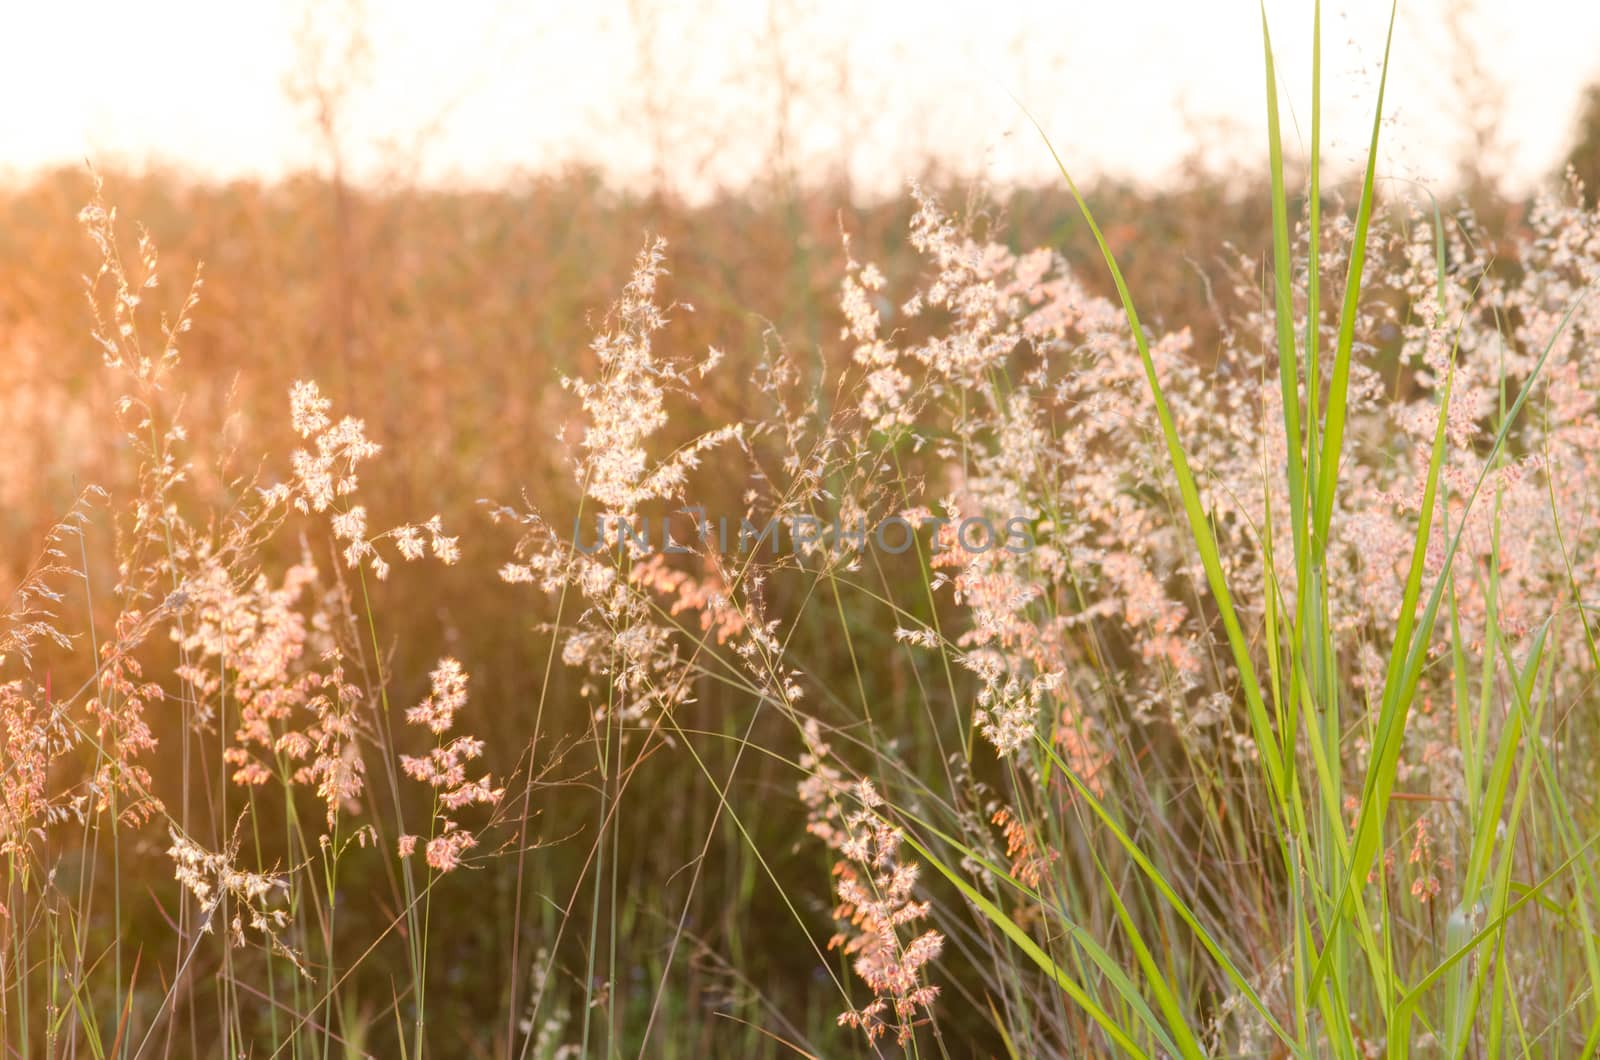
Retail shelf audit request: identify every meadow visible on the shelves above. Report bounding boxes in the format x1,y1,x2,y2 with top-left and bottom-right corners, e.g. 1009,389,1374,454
5,10,1600,1057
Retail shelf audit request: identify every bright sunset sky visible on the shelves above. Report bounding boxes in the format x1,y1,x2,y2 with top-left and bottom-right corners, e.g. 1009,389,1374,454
4,1,1597,198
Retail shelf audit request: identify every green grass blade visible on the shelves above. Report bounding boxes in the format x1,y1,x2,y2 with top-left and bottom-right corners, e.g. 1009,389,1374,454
899,831,1159,1057
1311,1,1398,551
1017,102,1289,816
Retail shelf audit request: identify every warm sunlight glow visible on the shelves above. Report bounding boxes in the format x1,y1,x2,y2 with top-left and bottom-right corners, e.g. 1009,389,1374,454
4,0,1598,194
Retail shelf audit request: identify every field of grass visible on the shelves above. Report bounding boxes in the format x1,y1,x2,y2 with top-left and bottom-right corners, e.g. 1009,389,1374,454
5,8,1600,1057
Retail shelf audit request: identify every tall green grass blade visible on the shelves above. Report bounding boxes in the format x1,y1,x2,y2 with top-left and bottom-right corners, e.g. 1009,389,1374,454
1027,736,1297,1049
899,831,1158,1057
1017,103,1290,820
1312,1,1398,552
1261,5,1308,568
1318,287,1594,1001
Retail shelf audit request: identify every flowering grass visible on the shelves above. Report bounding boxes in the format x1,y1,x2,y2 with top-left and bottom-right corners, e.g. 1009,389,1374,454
5,7,1600,1056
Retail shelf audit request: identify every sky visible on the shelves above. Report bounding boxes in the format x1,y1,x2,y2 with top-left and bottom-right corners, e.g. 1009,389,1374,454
3,1,1598,199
